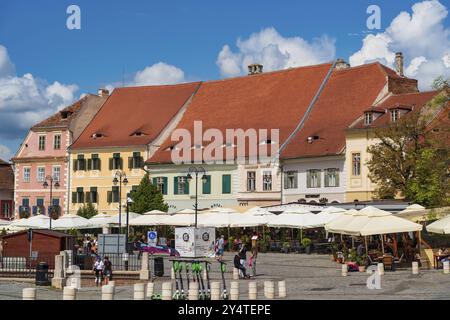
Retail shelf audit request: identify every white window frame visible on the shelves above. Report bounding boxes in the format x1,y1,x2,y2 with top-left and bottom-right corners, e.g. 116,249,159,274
37,167,45,183
391,109,399,122
325,168,339,187
38,135,46,151
263,171,272,191
53,134,61,150
177,177,187,195
352,153,361,176
247,171,256,192
364,112,372,125
52,166,61,182
285,171,298,189
23,167,31,183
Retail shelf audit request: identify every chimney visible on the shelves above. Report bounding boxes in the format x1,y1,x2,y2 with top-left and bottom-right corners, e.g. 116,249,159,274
248,64,263,75
335,58,350,70
395,52,404,77
98,88,110,97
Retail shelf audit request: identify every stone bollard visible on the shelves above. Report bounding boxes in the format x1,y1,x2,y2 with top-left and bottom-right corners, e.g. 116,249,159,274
210,281,221,300
51,254,65,289
22,288,36,300
203,267,207,281
63,286,77,300
102,285,115,300
248,281,257,300
444,261,450,274
108,281,115,287
140,252,151,281
233,267,239,280
161,282,172,300
377,263,385,276
230,281,239,300
264,281,275,299
412,261,419,275
171,267,175,280
146,282,155,298
134,283,146,300
278,280,287,298
188,281,199,300
341,264,348,276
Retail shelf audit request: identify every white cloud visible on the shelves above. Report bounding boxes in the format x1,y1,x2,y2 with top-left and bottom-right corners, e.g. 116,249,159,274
350,0,450,90
0,144,12,161
0,45,79,141
216,27,336,77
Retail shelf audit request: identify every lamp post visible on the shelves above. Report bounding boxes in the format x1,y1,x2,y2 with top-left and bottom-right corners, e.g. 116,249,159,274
43,175,60,230
113,171,128,254
186,167,208,228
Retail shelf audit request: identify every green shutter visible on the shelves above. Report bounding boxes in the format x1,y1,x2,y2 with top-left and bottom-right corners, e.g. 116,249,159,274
294,172,298,188
324,170,329,187
203,175,211,194
222,174,231,194
174,177,178,195
119,158,123,169
335,170,340,187
73,160,77,171
97,159,101,171
107,191,112,203
184,178,189,194
283,172,289,189
85,192,90,203
87,159,92,170
317,170,321,188
109,158,113,170
152,177,157,185
163,177,168,195
307,171,311,188
128,157,133,169
80,192,85,203
71,192,77,204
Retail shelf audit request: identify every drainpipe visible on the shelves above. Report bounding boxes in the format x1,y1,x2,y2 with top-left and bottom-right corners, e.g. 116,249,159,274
280,165,284,205
66,150,71,216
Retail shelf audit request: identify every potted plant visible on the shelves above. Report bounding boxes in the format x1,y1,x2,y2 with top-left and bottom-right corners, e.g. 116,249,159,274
301,238,312,254
281,241,290,254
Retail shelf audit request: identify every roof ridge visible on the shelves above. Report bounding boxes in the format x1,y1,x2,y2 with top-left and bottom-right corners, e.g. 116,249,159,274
114,81,202,91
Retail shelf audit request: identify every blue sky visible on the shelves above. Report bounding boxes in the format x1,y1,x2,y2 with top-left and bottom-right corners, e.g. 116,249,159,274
0,0,449,159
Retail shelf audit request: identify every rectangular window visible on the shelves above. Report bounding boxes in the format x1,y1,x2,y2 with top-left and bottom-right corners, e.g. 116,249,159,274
37,167,45,182
202,175,211,194
76,187,84,203
74,154,86,171
36,198,44,206
53,134,61,150
129,152,143,169
89,187,98,203
247,171,256,192
22,198,30,207
152,177,168,195
284,171,298,189
352,153,361,176
391,109,399,122
38,135,46,150
263,171,272,191
112,186,119,203
176,177,188,195
222,174,231,194
52,166,61,182
307,169,321,188
110,153,122,170
88,154,101,170
23,167,31,182
325,168,339,187
364,112,373,125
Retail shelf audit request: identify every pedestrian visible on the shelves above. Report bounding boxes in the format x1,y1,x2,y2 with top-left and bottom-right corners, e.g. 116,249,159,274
93,256,104,287
233,252,249,279
249,245,258,277
239,243,247,268
103,256,113,285
216,235,225,261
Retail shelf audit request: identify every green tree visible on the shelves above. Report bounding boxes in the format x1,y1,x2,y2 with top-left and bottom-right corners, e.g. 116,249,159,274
432,76,450,91
77,201,98,219
129,173,168,214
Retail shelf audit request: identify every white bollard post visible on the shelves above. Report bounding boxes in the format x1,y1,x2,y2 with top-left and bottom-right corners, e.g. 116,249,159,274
102,285,115,300
146,282,155,298
161,282,172,300
108,281,115,287
210,281,221,300
171,267,175,280
63,286,77,300
264,281,275,299
203,267,207,281
233,267,239,280
341,264,348,277
377,263,385,276
444,261,450,275
230,281,239,300
188,281,199,300
134,283,146,300
278,280,287,298
248,281,257,300
412,261,419,275
22,288,36,300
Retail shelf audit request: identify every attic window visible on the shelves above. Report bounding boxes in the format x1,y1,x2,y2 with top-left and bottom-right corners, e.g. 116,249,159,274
91,133,105,139
390,109,400,122
60,111,73,119
306,136,320,144
364,112,373,125
130,131,147,137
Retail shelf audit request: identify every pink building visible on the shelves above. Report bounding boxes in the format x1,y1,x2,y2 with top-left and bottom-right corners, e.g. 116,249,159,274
12,91,108,218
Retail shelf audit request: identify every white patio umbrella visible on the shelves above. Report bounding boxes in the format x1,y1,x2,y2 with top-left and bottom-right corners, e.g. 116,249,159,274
229,213,273,227
267,208,317,229
107,212,141,225
129,212,171,226
426,215,450,234
399,204,426,213
9,214,56,229
87,212,115,229
197,208,241,228
52,214,92,230
314,206,347,226
324,209,360,234
143,210,167,215
175,208,196,214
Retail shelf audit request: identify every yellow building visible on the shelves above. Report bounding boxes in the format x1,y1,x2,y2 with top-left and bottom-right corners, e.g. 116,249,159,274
68,82,201,214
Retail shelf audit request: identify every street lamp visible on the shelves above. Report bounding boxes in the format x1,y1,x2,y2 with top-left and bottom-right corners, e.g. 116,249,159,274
113,170,128,232
186,167,208,228
43,175,60,230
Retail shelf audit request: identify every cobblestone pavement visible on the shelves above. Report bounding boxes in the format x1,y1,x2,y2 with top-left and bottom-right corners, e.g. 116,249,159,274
1,253,449,300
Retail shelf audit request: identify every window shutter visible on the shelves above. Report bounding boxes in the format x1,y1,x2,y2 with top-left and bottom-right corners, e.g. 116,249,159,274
335,170,340,187
174,177,178,195
294,172,298,188
97,159,101,171
222,174,231,194
128,157,133,169
152,177,157,185
87,159,92,170
107,191,112,203
72,192,77,204
317,170,322,188
109,158,113,170
119,158,123,169
283,172,289,189
139,156,144,168
73,160,78,171
184,178,190,194
163,177,168,195
80,192,85,203
203,175,211,194
324,170,329,187
307,171,311,188
85,192,90,203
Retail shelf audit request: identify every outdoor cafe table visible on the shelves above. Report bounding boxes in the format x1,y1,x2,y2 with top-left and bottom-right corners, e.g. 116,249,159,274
433,252,450,269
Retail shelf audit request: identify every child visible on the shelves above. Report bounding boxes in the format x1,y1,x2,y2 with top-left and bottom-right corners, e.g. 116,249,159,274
93,256,104,287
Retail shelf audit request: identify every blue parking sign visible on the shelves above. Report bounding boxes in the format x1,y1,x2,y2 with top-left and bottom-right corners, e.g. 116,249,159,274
147,231,157,247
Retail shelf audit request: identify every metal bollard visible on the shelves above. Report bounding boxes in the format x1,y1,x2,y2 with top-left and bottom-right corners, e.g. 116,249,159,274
248,281,257,300
188,281,199,300
341,264,348,276
210,281,221,300
233,268,239,280
63,286,77,300
278,280,287,298
102,285,115,300
444,261,449,274
412,261,419,275
134,283,146,300
377,263,384,276
230,281,239,300
22,288,36,300
146,282,155,298
161,282,172,300
264,281,275,299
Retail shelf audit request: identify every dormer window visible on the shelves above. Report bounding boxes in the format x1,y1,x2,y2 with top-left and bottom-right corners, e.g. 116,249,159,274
91,133,104,139
364,112,373,125
60,111,72,119
130,131,147,137
391,109,400,122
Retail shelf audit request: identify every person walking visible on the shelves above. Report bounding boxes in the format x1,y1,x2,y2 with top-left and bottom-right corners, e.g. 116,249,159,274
239,243,247,268
103,256,113,285
249,245,258,277
216,235,225,261
93,256,104,287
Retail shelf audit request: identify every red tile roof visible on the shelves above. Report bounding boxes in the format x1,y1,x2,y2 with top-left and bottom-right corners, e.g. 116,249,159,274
147,63,334,164
70,82,202,149
0,160,13,190
280,63,394,159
